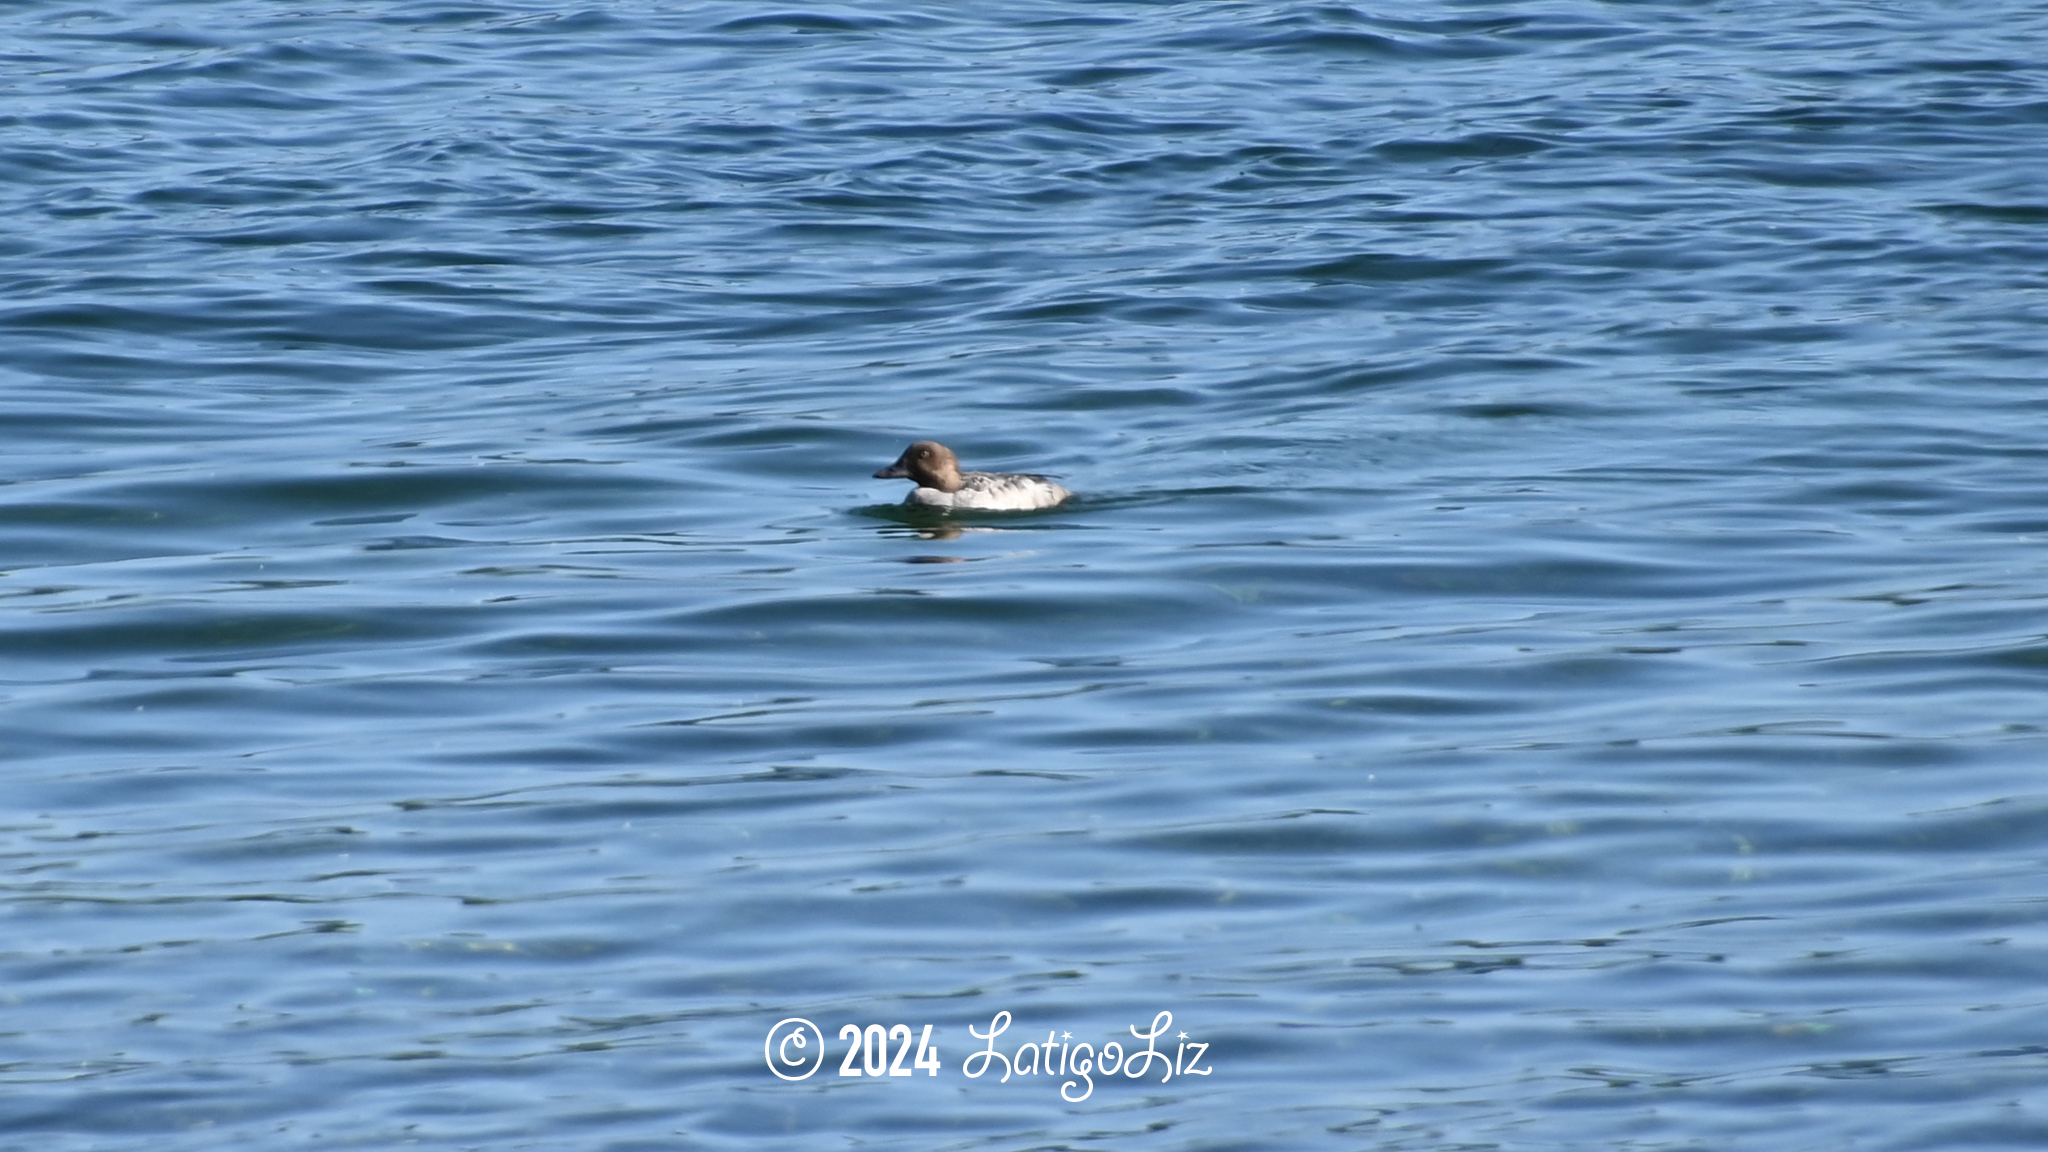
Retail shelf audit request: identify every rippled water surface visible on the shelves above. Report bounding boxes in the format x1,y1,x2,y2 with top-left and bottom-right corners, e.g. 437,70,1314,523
7,2,2048,1148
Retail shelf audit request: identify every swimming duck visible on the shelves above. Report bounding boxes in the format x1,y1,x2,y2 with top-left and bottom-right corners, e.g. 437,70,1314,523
873,441,1071,511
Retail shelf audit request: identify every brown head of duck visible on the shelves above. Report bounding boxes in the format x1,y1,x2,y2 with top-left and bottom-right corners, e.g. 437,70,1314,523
873,441,965,493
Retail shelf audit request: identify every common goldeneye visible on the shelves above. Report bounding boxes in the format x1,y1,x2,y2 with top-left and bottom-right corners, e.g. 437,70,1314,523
873,441,1071,511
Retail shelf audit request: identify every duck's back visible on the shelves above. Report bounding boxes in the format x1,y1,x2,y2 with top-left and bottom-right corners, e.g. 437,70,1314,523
909,471,1070,511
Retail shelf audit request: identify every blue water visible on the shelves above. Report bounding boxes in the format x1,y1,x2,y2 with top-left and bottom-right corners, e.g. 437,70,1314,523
7,2,2048,1148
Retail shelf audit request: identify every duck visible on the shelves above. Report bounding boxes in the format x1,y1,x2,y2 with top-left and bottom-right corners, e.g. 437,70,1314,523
873,441,1071,511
